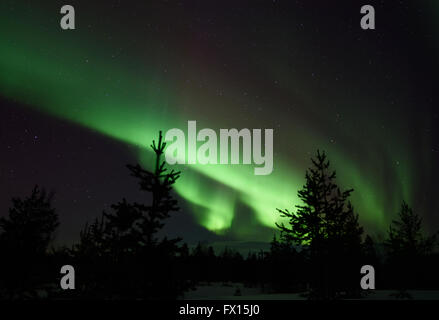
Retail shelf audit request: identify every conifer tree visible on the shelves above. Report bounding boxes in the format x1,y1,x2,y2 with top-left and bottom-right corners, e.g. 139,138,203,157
126,130,181,248
385,201,436,258
75,131,183,298
275,150,363,299
384,201,437,294
0,185,58,257
0,186,58,297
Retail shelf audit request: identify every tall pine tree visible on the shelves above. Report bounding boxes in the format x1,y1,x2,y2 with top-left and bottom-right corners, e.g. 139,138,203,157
275,150,363,299
0,186,59,298
75,131,183,299
384,201,437,293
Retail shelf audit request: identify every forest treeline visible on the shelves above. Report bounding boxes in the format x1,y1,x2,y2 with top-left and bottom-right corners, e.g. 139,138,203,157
0,132,438,300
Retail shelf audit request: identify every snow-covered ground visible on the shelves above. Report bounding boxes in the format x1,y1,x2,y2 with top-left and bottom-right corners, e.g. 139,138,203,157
183,282,439,300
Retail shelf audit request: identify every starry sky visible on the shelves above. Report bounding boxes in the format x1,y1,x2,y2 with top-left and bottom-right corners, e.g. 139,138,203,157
0,0,438,248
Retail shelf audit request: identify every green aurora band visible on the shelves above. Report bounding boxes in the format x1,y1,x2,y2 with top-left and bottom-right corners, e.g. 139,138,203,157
1,2,430,240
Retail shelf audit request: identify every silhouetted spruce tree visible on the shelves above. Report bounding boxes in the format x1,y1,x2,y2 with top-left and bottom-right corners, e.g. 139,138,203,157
75,131,183,299
384,201,437,294
124,131,183,297
68,216,105,297
101,199,144,260
275,150,363,299
0,186,59,298
126,132,181,248
385,201,436,258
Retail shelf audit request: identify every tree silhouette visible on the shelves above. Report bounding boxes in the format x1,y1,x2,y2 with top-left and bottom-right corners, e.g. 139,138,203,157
74,131,184,299
384,201,437,295
385,201,436,258
125,130,180,248
275,150,363,299
0,185,59,298
0,185,58,257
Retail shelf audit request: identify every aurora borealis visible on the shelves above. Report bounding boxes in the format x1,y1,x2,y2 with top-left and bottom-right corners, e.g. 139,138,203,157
1,0,438,246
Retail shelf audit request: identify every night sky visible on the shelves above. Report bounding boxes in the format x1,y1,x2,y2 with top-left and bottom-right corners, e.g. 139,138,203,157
1,0,438,249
